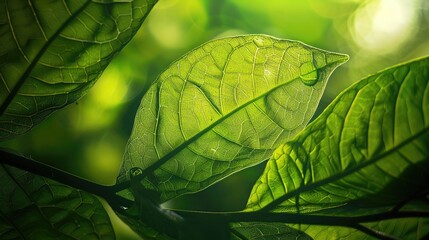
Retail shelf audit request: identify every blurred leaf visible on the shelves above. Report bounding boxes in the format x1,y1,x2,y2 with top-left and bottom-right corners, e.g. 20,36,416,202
0,0,157,140
0,163,114,239
246,57,429,238
231,222,312,240
118,34,348,202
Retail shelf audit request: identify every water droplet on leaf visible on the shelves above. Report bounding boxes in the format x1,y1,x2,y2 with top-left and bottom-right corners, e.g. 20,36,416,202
253,36,270,47
300,62,318,86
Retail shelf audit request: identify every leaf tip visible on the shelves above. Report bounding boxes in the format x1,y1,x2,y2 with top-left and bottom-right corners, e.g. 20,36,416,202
328,52,350,65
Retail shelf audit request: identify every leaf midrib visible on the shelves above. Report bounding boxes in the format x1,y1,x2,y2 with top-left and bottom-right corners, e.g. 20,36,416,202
0,1,93,116
133,60,344,187
261,125,429,212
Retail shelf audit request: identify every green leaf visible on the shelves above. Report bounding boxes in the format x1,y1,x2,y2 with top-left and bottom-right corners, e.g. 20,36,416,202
282,224,366,240
292,217,429,240
118,35,348,202
231,222,312,240
0,0,157,140
361,217,429,239
0,163,114,239
245,57,429,238
116,211,174,240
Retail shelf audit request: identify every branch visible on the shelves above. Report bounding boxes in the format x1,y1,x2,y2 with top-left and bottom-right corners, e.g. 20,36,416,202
173,209,429,225
173,209,428,239
2,148,427,239
0,148,133,209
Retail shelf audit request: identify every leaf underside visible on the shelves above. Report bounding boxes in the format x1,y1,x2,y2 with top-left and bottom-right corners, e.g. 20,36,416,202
0,163,114,239
246,57,429,239
118,34,348,202
0,0,157,140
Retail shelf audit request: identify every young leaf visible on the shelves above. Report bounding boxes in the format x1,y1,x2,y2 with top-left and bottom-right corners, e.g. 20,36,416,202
0,163,114,239
246,57,429,238
0,0,157,140
118,35,348,202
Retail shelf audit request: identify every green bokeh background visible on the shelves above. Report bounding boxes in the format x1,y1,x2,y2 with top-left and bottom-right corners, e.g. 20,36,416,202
2,0,429,238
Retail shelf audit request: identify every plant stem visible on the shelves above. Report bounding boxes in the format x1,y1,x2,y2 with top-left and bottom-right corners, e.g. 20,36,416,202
0,148,133,210
173,209,429,225
174,210,428,239
2,148,428,240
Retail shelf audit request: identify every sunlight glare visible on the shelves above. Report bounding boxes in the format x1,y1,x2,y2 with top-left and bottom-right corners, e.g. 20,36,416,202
92,68,128,107
351,0,418,54
84,136,125,185
147,0,207,49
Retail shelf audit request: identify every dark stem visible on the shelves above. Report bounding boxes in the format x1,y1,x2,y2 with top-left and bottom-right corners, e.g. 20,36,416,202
391,187,429,212
2,149,428,240
0,149,133,210
174,210,428,239
174,209,429,224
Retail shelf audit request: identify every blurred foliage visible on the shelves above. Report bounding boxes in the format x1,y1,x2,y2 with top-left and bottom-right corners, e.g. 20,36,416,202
1,0,429,238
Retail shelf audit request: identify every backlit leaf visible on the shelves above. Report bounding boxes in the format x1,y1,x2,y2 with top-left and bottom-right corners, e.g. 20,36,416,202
246,57,429,238
0,163,114,239
0,0,157,140
118,35,348,202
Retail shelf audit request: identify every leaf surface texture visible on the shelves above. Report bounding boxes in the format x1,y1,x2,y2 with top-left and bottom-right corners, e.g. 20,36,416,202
0,163,114,239
0,0,157,140
119,35,348,202
246,57,429,239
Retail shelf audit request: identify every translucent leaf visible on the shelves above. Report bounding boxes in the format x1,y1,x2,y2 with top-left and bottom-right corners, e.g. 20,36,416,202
0,0,157,140
246,57,429,238
0,163,114,239
118,35,348,202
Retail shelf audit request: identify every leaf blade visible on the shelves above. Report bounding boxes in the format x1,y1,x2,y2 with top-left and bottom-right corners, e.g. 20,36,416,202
119,35,348,202
0,163,115,239
0,0,157,140
245,57,429,238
